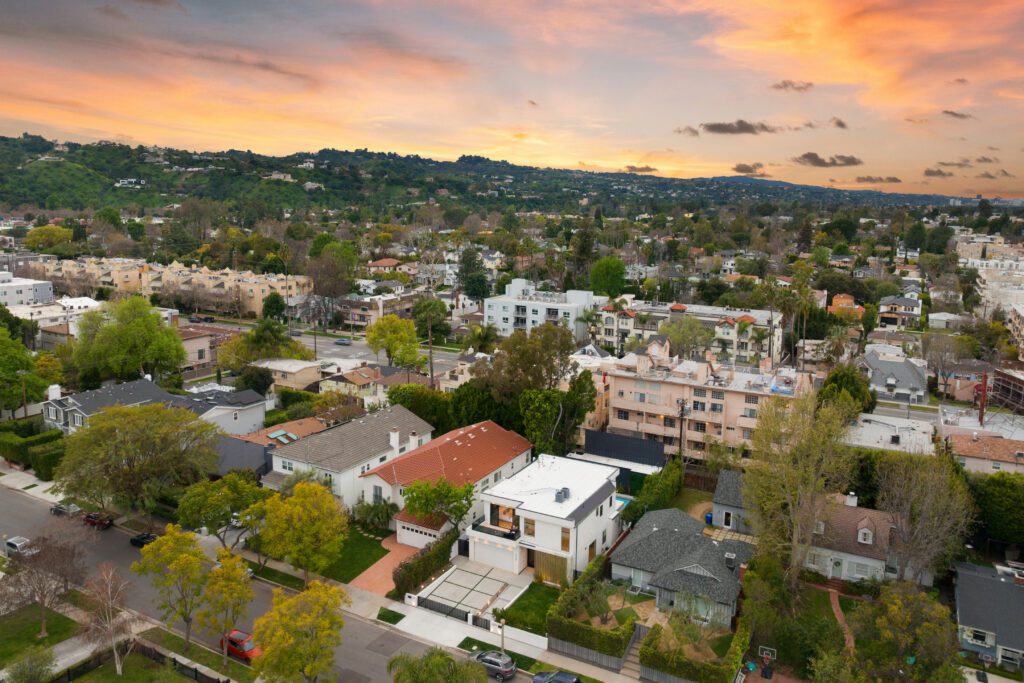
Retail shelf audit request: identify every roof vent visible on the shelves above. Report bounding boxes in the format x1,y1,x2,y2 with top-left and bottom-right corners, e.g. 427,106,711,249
725,553,736,570
555,489,565,503
890,434,901,445
561,487,570,500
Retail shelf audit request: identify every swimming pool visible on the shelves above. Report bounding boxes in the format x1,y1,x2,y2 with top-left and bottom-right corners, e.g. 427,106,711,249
615,495,632,509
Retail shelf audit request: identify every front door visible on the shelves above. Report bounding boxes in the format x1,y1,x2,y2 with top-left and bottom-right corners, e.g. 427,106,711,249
526,548,535,568
723,511,733,529
831,559,843,579
588,541,596,562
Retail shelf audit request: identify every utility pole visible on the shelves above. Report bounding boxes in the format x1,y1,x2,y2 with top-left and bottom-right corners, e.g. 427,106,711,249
427,312,435,390
676,397,689,491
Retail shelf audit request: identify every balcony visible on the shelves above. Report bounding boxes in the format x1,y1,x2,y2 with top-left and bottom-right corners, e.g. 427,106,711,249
471,518,520,541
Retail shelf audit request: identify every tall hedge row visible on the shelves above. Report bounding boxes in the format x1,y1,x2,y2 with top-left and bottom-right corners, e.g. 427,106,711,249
0,429,62,467
387,528,459,600
621,458,682,525
547,556,635,658
28,440,66,481
0,415,43,438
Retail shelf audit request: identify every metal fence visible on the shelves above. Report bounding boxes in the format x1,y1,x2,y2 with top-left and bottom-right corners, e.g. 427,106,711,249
550,621,651,673
47,640,231,683
472,614,491,630
418,595,470,623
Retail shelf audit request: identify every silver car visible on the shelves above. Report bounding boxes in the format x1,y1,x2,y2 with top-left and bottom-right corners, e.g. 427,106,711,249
471,651,517,681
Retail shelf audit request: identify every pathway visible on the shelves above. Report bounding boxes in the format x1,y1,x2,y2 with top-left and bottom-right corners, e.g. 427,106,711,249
827,589,855,652
346,535,418,596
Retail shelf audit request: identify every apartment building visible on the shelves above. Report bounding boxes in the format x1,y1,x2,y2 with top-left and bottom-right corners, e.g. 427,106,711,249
7,296,100,328
28,257,311,317
604,338,813,455
337,290,421,331
484,278,600,343
0,271,53,307
977,270,1024,313
1009,305,1024,349
592,297,784,366
0,250,55,274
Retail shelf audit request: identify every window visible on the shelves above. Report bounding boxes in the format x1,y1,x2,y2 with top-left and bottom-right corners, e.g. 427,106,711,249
711,390,725,400
992,462,1002,470
745,395,759,405
322,472,333,486
399,446,406,453
858,528,874,545
494,470,501,482
742,408,757,418
233,411,238,421
710,403,723,413
198,348,206,360
693,388,706,398
609,496,613,507
379,455,387,463
524,518,535,537
282,460,294,472
617,409,629,421
692,400,706,412
693,422,707,433
742,429,754,440
664,436,675,446
73,414,83,427
814,520,824,535
596,505,603,518
636,392,646,403
372,485,383,504
561,527,570,552
664,417,675,428
602,529,607,545
852,562,873,578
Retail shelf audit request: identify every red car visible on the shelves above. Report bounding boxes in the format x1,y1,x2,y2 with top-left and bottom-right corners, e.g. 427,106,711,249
84,512,115,530
220,630,261,662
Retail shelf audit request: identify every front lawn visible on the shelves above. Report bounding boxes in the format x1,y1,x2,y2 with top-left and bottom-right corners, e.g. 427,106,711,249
245,560,304,591
495,582,561,635
709,632,734,658
458,636,537,673
376,607,406,625
672,487,712,514
75,653,180,682
0,604,81,667
321,528,389,583
140,628,256,683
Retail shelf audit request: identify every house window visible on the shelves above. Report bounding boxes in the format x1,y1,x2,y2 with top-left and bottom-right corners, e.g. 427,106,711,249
198,348,206,360
711,390,725,400
282,460,294,472
992,462,1001,470
743,408,757,418
73,414,83,427
693,388,706,398
602,529,607,545
745,395,759,405
852,562,873,578
524,518,535,537
47,407,56,419
693,422,706,433
617,409,629,421
858,529,874,545
664,417,675,428
692,401,706,412
561,527,570,552
596,505,603,518
399,446,406,453
711,403,723,413
379,455,387,463
372,485,383,504
636,392,646,403
742,429,754,440
494,470,501,482
814,520,824,534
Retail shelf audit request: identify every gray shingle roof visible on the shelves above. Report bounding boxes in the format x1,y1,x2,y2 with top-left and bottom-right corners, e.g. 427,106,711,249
216,436,269,475
712,470,745,509
862,352,926,391
56,379,174,415
954,563,1024,650
611,508,753,604
271,405,432,473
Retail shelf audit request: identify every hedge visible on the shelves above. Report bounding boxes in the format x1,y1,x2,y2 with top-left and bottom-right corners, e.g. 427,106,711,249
387,528,458,600
28,440,65,481
639,613,752,683
0,415,43,438
621,458,682,526
0,429,62,467
547,556,635,658
277,388,318,409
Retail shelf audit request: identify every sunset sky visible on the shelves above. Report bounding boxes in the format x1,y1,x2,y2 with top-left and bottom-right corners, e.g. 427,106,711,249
2,0,1022,197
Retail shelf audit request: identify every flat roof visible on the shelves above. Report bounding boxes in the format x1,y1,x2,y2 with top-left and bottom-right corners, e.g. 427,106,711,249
845,414,934,454
486,454,617,520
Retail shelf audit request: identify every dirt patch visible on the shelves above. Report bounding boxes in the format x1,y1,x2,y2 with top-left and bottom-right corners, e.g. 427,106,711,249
688,500,713,522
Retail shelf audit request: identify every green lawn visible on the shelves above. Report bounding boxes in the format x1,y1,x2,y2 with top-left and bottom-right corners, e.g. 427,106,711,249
672,487,713,514
837,595,859,615
458,637,537,673
497,582,561,634
321,528,389,583
709,632,734,658
798,586,836,622
22,483,37,490
613,606,637,626
0,604,81,667
245,560,305,591
75,653,180,682
141,628,256,683
376,607,406,625
535,662,605,683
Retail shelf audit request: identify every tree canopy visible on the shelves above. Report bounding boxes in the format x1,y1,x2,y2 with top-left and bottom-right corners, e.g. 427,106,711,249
589,255,626,296
366,314,418,365
403,478,475,528
218,318,312,372
260,482,348,585
0,327,47,414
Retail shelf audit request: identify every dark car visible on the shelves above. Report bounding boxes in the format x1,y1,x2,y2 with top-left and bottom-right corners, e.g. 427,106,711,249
129,532,157,548
188,315,202,323
532,673,581,683
220,630,262,662
471,651,517,681
50,502,82,517
84,512,115,530
333,338,352,346
289,329,303,337
202,316,216,323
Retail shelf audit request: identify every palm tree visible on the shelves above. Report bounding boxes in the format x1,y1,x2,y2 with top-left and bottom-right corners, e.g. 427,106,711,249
461,323,499,354
388,647,488,683
575,308,601,345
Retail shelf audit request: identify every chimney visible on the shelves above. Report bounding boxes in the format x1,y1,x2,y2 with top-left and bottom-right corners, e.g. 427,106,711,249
845,492,858,508
725,553,736,570
47,384,61,401
972,431,979,442
389,428,400,453
408,431,418,450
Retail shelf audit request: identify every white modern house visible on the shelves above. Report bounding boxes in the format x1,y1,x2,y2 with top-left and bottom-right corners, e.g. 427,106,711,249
265,405,432,508
483,278,600,342
467,454,621,584
0,270,53,307
360,421,532,549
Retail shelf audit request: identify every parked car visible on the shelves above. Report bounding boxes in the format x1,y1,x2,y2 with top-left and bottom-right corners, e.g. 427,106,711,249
188,315,202,323
220,630,261,662
333,338,352,346
50,502,82,517
213,561,254,579
129,533,157,548
84,512,115,530
532,673,581,683
471,651,517,681
289,329,303,337
202,316,216,323
5,536,35,558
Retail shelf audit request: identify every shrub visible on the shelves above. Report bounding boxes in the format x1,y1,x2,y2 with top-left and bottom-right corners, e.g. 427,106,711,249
28,441,65,481
621,458,682,525
0,415,43,438
547,556,635,658
263,409,289,428
639,614,752,683
277,387,318,409
0,429,62,467
843,577,881,598
388,528,458,600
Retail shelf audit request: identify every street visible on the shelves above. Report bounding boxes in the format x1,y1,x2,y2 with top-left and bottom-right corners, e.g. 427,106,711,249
0,489,429,682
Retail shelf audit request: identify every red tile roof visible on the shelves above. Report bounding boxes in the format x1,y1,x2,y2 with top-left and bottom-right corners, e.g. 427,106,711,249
236,417,329,446
737,314,756,324
670,303,687,312
394,508,447,530
950,434,1024,464
369,258,400,267
361,420,531,487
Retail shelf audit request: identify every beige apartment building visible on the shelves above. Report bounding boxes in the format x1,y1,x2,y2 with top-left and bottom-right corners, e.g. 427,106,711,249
28,257,311,317
603,338,813,456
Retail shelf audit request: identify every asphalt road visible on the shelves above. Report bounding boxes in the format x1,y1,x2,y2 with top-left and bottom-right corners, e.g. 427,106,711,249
873,403,938,423
0,490,428,682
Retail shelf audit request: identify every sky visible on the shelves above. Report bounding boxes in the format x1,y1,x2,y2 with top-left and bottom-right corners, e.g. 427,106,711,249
1,0,1023,198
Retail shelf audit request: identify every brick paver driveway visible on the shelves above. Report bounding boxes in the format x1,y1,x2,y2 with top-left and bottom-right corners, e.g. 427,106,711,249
349,535,419,595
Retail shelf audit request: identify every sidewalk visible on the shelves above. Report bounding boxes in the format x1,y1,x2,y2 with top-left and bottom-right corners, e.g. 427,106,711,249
0,462,62,504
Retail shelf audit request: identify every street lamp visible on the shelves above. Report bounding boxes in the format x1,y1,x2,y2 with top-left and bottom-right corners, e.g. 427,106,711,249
500,618,506,654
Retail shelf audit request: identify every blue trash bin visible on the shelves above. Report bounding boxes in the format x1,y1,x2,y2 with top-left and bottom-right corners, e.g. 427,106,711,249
704,512,713,525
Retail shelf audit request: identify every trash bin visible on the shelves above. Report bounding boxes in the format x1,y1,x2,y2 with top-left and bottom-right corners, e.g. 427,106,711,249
704,512,713,525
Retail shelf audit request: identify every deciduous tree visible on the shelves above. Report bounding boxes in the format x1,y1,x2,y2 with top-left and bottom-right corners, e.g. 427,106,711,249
198,550,254,667
403,478,475,528
178,473,273,549
253,581,350,683
82,563,139,677
73,297,186,382
589,256,626,296
261,482,348,585
261,292,286,320
658,316,714,359
131,524,208,650
970,471,1024,544
519,370,597,456
0,328,47,416
388,647,487,683
57,404,219,513
366,314,418,365
24,224,72,250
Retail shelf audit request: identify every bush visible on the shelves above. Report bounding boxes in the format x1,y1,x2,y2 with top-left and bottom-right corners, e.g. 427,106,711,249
843,577,881,598
277,387,317,409
621,458,681,526
28,441,65,481
0,429,62,467
547,556,635,658
387,528,458,600
263,409,289,428
0,415,43,438
639,614,752,683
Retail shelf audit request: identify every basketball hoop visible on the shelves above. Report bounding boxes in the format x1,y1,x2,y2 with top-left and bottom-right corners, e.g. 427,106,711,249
758,646,777,666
